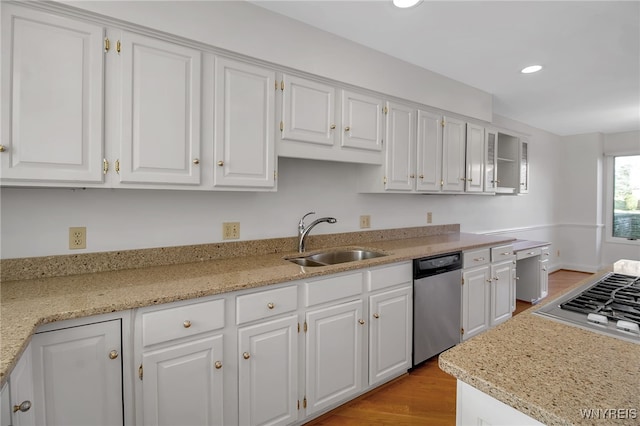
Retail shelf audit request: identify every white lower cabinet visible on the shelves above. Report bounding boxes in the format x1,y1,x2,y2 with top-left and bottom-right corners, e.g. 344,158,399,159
141,335,224,426
31,319,124,426
7,344,35,426
305,299,365,416
135,297,226,426
515,246,550,304
462,245,515,341
1,382,10,426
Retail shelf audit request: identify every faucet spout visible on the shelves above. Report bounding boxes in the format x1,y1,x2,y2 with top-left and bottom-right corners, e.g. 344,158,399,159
298,212,337,253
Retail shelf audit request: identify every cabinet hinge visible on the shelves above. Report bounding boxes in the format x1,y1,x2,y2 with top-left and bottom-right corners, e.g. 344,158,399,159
103,158,109,174
297,322,300,333
383,176,387,185
138,364,143,380
275,81,278,91
280,121,284,132
115,159,120,174
461,277,464,285
303,396,307,409
297,400,300,410
274,170,277,181
303,321,308,333
441,120,445,128
280,80,284,91
104,37,110,52
460,328,464,335
383,106,388,114
440,179,444,187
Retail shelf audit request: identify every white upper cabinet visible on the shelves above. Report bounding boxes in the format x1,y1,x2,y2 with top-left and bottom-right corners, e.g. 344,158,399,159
340,90,383,152
214,57,276,189
495,132,529,194
0,5,105,184
384,102,416,191
280,74,335,146
117,30,202,185
416,110,443,192
465,123,485,193
441,116,466,192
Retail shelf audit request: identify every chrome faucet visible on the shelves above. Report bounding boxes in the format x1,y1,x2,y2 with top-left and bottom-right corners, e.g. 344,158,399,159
298,212,337,253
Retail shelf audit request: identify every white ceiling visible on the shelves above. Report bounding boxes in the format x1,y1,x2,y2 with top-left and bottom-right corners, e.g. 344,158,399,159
251,0,640,136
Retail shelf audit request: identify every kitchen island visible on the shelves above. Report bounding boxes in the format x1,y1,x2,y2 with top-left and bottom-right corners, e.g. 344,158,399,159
439,269,640,426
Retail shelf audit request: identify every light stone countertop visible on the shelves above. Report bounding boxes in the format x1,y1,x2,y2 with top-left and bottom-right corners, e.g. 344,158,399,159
439,271,640,426
0,229,514,386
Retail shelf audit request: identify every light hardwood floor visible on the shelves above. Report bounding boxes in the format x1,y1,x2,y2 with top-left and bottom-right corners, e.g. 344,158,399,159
305,270,593,426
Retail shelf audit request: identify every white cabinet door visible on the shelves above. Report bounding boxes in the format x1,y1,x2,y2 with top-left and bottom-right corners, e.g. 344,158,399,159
8,344,34,426
0,5,104,184
31,320,122,426
462,267,490,341
340,90,383,152
0,382,10,426
416,110,443,192
441,116,466,192
384,102,415,191
519,138,530,194
305,299,364,415
490,261,513,326
465,123,485,193
214,58,276,189
484,128,498,193
368,286,412,386
238,314,298,426
118,31,202,185
281,75,336,146
141,334,224,426
540,258,549,300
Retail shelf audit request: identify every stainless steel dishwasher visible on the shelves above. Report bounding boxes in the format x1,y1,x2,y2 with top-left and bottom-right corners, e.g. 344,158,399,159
413,252,462,366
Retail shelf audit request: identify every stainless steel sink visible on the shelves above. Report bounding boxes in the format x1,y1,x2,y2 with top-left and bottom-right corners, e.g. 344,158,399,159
286,248,388,267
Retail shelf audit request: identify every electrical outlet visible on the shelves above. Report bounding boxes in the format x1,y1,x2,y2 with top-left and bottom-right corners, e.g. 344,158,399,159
359,215,371,229
222,222,240,240
427,212,433,223
69,227,86,250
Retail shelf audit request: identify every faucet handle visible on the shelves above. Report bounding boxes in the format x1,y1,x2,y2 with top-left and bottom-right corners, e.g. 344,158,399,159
299,211,316,226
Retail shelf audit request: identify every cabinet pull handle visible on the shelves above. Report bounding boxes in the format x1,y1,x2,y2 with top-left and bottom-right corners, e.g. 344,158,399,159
183,320,192,328
330,124,336,130
501,252,511,255
214,361,222,369
104,37,110,52
527,251,536,255
116,40,121,54
267,302,275,309
494,276,499,281
373,313,380,319
243,352,250,360
0,145,6,152
108,350,119,360
358,319,365,325
193,158,200,165
473,257,485,261
13,401,32,413
345,126,350,132
217,161,224,166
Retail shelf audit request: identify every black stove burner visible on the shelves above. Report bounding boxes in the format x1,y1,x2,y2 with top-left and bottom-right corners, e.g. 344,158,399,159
560,273,640,325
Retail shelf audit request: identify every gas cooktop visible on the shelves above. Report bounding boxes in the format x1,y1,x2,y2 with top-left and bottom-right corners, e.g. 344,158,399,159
535,272,640,344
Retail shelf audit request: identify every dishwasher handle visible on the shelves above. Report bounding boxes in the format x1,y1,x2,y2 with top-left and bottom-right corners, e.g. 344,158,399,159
413,252,462,279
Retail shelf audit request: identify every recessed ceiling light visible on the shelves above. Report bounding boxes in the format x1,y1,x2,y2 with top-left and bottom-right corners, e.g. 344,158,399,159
393,0,422,8
521,65,543,74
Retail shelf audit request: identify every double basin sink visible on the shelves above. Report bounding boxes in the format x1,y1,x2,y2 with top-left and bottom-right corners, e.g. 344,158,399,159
286,248,388,267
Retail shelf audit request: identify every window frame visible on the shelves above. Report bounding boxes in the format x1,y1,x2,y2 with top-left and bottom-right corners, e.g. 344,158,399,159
604,153,640,245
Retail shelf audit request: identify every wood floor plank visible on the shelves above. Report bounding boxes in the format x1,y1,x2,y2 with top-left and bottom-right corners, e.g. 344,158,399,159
303,270,591,426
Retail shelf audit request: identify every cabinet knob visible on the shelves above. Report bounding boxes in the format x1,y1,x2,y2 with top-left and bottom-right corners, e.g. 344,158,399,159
108,350,119,360
0,144,6,152
330,124,336,130
373,313,380,319
409,174,415,179
486,279,493,283
183,320,192,328
267,302,275,310
13,401,32,413
358,319,365,325
217,161,224,167
344,126,350,132
243,352,251,360
214,361,222,369
193,158,200,165
418,174,424,179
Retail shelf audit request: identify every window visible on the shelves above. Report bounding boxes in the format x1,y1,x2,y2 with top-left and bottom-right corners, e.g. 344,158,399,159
612,155,640,240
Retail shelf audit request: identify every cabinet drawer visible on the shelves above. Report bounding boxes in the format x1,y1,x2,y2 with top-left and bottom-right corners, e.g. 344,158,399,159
516,247,541,260
463,248,490,268
305,271,363,307
540,246,550,258
491,245,514,262
236,285,298,325
142,298,225,347
367,262,412,292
